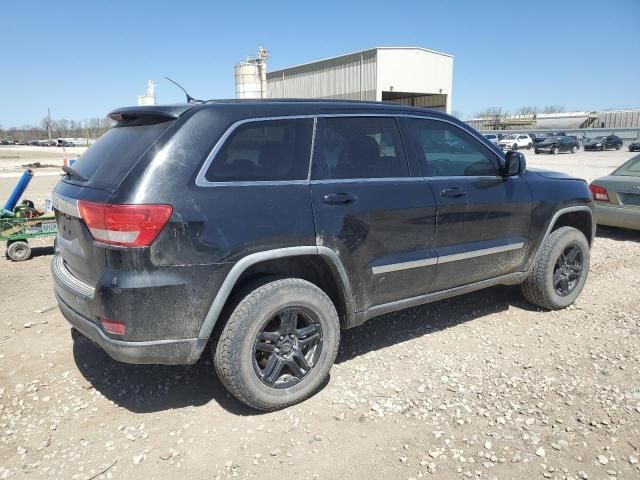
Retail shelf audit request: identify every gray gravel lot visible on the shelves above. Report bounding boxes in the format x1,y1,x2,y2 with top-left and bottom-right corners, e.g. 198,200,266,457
1,145,639,479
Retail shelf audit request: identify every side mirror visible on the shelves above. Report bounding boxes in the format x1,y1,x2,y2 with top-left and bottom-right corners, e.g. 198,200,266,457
504,150,526,176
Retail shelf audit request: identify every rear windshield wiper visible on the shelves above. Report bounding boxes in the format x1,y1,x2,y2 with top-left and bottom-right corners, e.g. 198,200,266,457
61,165,88,182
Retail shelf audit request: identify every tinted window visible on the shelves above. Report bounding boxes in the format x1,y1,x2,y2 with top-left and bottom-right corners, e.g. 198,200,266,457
67,120,173,190
408,119,500,177
205,118,313,182
319,117,408,179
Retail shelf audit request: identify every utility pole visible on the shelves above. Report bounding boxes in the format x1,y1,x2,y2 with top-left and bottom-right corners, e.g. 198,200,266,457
47,108,52,140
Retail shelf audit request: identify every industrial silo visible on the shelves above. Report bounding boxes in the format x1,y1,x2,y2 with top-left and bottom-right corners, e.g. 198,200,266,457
235,47,269,99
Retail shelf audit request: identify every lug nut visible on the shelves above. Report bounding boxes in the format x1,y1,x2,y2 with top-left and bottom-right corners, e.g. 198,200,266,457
279,335,284,340
289,334,295,339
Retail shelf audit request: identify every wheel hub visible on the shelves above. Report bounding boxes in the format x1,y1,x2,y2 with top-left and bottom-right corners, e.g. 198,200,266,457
276,335,297,356
553,244,583,297
252,307,323,389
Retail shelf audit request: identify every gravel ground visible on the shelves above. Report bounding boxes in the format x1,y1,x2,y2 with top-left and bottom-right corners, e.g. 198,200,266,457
0,145,639,479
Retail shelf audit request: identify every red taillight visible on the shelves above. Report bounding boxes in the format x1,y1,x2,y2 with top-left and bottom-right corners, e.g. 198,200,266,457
589,184,609,202
100,318,126,335
78,201,172,247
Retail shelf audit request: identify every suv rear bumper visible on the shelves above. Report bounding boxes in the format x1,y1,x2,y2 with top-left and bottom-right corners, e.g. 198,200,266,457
56,292,208,365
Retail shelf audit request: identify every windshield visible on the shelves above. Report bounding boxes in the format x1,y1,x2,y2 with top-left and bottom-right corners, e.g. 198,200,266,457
503,135,517,140
590,136,604,141
613,156,640,177
485,135,496,139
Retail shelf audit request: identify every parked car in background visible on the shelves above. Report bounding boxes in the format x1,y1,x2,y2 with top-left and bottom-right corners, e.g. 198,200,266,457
39,140,57,147
534,136,580,155
52,100,594,410
584,135,623,151
628,137,640,152
0,140,11,145
589,155,640,231
57,140,75,147
532,132,567,146
497,133,533,150
484,133,502,144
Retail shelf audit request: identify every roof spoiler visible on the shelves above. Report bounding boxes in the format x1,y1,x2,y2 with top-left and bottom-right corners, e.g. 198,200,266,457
108,105,195,123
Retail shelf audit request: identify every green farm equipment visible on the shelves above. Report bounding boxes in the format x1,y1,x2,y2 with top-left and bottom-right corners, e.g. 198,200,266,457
1,214,57,261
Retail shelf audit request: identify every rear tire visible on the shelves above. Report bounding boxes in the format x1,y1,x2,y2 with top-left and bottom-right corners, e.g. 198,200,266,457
214,278,340,411
522,226,590,310
7,241,31,261
571,145,578,153
552,146,559,155
527,143,533,150
615,144,621,150
512,143,518,151
534,149,540,154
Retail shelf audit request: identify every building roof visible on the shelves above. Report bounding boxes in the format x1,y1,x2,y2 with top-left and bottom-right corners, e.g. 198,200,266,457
268,47,454,76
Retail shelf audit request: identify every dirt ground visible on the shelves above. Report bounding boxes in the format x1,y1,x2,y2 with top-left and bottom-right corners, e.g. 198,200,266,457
1,145,639,479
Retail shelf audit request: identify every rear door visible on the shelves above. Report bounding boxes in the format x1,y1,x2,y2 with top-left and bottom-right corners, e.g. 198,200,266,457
404,118,532,292
310,116,438,311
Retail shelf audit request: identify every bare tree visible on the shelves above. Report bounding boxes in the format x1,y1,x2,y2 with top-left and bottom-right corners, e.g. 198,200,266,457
542,105,565,114
451,110,464,119
40,116,53,139
516,106,538,115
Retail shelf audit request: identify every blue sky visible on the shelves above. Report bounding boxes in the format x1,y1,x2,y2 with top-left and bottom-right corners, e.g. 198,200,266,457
1,0,638,126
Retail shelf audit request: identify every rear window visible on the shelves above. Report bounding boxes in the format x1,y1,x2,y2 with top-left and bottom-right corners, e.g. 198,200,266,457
64,120,173,190
204,118,313,182
613,156,640,177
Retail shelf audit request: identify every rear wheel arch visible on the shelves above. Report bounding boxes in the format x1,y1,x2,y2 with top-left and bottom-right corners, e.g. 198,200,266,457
199,247,353,343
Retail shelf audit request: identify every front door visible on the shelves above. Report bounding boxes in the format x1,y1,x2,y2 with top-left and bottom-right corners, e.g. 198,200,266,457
404,118,532,292
310,116,438,311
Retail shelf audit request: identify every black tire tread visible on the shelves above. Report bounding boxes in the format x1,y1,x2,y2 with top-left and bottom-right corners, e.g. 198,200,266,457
214,278,339,411
521,226,587,310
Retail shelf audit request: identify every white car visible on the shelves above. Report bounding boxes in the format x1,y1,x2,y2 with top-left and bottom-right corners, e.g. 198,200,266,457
497,134,533,150
484,134,501,144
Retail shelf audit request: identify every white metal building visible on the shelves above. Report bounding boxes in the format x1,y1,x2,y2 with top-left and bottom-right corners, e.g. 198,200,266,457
266,47,454,113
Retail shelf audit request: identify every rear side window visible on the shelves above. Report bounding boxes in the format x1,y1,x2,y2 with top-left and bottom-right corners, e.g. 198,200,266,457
204,118,313,182
67,120,173,190
319,117,408,179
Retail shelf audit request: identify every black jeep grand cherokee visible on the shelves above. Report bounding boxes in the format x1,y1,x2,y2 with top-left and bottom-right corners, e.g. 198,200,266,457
52,100,594,410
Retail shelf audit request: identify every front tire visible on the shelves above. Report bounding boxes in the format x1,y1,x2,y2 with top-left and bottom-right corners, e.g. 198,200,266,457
522,226,590,310
552,146,559,155
571,145,578,153
214,278,340,411
615,144,621,150
512,143,518,151
527,143,533,150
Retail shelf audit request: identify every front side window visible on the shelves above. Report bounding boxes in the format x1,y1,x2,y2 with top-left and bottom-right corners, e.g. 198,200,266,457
319,117,409,179
204,118,313,182
408,119,500,177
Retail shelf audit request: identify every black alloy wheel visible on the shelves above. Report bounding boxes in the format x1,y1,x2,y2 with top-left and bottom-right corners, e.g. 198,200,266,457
552,244,583,297
253,307,323,389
